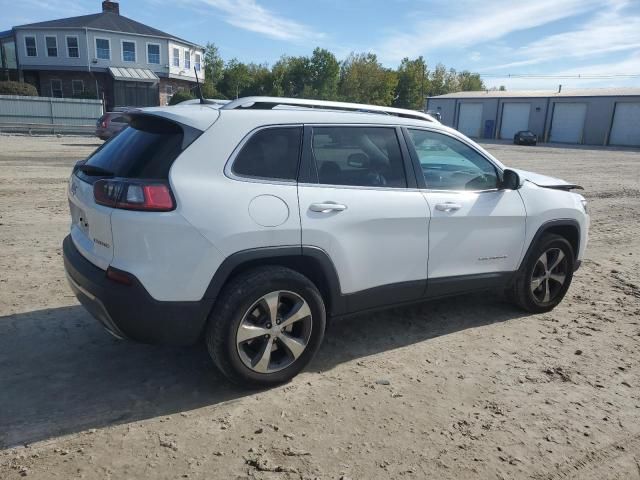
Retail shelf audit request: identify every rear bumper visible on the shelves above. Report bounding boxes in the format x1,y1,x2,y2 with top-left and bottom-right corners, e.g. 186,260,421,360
63,235,212,346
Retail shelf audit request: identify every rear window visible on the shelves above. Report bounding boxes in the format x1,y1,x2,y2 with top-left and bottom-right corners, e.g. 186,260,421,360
232,127,302,181
80,115,193,181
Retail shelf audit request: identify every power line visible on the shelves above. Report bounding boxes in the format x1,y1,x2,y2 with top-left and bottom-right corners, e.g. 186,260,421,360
476,73,640,79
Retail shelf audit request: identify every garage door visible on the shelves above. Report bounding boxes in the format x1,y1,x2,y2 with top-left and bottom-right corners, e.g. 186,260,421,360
457,103,483,138
549,103,587,144
500,103,531,139
609,103,640,147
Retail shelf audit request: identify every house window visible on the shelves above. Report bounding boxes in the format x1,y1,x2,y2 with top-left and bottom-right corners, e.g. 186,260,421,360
51,79,63,98
122,41,136,62
66,36,79,58
147,43,160,64
195,53,201,72
72,80,84,96
25,36,37,57
172,48,180,67
45,36,58,57
184,50,191,70
96,38,110,60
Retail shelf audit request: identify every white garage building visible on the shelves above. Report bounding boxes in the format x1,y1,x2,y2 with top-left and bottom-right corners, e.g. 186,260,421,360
426,88,640,147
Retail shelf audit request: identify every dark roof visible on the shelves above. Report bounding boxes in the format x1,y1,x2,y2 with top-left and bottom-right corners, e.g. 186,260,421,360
13,12,200,47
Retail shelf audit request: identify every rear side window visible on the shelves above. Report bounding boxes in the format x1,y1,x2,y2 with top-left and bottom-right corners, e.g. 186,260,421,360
80,116,194,181
232,127,302,181
311,126,407,188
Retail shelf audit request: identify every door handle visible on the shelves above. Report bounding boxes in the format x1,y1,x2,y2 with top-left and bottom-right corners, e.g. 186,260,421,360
435,202,462,212
309,202,347,213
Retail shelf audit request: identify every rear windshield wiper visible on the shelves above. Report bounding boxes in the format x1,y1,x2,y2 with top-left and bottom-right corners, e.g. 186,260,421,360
77,164,115,177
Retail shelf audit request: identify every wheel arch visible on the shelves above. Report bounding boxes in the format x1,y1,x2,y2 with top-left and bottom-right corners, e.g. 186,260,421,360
203,246,345,317
519,219,580,271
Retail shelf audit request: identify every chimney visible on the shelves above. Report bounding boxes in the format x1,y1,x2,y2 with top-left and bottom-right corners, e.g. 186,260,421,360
102,1,120,14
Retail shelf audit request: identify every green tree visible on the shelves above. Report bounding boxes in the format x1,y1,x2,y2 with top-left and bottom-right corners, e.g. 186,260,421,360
428,64,447,96
202,42,224,98
308,47,339,99
338,52,398,105
394,56,428,110
457,70,484,91
219,59,252,99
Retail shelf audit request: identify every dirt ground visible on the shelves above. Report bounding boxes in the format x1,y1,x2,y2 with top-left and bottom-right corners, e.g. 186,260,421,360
0,134,639,480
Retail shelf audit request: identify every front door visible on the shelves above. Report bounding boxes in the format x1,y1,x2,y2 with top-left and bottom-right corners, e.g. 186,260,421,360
298,125,430,311
405,128,526,290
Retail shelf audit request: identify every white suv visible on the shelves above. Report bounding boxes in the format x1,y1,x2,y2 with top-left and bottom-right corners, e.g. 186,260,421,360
63,97,589,387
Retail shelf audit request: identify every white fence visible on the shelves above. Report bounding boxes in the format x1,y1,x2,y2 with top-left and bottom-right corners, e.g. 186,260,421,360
0,95,103,134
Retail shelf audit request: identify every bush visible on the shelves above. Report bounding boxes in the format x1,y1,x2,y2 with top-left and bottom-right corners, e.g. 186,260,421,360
168,90,195,105
0,81,38,96
71,91,99,100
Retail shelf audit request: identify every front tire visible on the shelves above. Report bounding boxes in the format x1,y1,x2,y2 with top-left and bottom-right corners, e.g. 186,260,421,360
507,234,574,313
205,266,326,388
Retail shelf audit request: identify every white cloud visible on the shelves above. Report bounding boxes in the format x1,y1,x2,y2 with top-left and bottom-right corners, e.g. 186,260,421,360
376,0,604,62
186,0,324,42
484,2,640,71
484,52,640,89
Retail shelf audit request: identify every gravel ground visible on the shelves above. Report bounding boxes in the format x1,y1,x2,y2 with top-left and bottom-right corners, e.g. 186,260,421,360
0,134,639,479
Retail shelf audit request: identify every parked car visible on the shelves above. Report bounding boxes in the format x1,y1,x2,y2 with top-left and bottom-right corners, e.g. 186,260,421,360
514,130,538,145
95,112,130,140
64,97,589,387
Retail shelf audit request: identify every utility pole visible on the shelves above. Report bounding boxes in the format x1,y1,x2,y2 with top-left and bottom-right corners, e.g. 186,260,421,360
421,58,426,111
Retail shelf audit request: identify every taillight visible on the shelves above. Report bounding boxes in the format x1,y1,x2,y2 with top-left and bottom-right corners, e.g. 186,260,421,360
94,179,175,211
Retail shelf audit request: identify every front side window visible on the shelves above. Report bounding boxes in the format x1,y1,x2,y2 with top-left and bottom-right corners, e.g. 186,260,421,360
311,127,407,188
184,50,191,70
51,79,63,98
232,127,302,181
147,43,160,64
25,36,37,57
194,53,201,72
122,41,136,62
66,36,79,58
96,38,110,60
172,48,180,67
408,129,498,191
45,36,57,57
72,79,84,95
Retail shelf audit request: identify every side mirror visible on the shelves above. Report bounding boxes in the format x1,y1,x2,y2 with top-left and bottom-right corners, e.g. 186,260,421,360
500,169,521,190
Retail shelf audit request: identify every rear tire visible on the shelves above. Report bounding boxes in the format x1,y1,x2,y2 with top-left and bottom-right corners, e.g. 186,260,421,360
507,234,574,313
205,266,326,388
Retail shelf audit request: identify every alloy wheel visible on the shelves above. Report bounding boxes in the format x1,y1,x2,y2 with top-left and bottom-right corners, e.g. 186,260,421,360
236,290,313,374
530,248,568,304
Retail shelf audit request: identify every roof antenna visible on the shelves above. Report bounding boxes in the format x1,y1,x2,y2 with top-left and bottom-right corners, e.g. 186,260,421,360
194,67,214,104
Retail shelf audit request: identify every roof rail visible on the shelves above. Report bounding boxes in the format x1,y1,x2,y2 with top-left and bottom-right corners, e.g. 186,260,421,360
221,96,437,122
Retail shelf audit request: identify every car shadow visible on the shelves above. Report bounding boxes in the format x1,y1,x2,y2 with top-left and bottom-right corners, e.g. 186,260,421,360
0,293,530,449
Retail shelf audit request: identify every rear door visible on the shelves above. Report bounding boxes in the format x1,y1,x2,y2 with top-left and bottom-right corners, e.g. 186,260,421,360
69,114,196,269
298,125,430,310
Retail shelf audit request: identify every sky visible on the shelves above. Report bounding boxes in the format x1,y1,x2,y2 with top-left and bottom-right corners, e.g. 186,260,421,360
2,0,640,90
